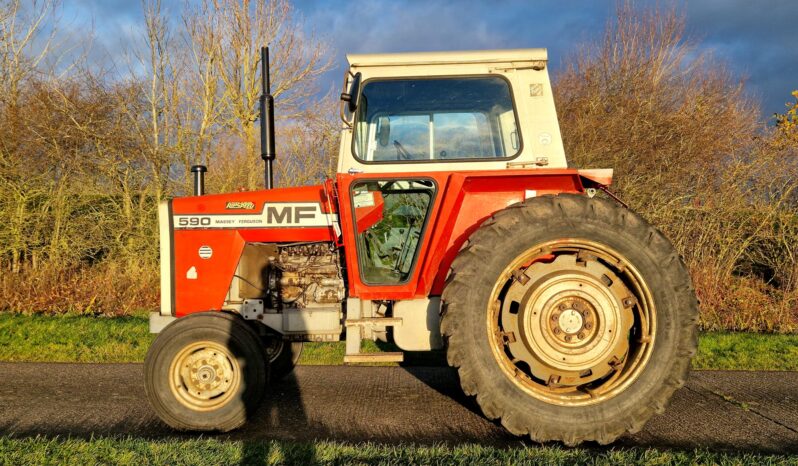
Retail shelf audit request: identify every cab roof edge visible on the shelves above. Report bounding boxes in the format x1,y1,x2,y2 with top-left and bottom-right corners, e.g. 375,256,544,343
346,48,548,67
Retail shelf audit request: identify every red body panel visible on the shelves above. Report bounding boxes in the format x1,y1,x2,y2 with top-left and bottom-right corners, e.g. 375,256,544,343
170,184,337,316
354,191,385,233
336,169,585,300
168,169,588,315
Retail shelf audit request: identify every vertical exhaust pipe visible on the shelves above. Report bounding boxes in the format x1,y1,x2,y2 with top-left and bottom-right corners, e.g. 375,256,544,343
191,165,207,196
260,46,276,189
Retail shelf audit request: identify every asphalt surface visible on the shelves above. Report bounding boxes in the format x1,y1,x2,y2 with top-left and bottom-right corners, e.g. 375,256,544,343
1,363,797,453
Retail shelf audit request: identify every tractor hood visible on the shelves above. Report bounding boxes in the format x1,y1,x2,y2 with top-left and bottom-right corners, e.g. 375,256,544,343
159,182,340,317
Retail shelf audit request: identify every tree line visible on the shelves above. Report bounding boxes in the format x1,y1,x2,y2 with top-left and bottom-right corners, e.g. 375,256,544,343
1,2,796,331
0,0,337,313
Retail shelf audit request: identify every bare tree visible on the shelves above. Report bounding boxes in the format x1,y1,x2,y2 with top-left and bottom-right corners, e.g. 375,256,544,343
0,0,59,272
182,0,224,173
193,0,332,189
555,3,798,331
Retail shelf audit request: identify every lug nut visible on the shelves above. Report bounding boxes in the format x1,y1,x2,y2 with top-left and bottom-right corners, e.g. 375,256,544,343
564,335,571,342
551,314,559,321
558,303,567,311
554,328,561,335
577,332,586,339
585,323,593,330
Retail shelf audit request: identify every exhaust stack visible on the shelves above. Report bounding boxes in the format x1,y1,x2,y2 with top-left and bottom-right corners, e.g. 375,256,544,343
191,165,206,196
260,46,276,189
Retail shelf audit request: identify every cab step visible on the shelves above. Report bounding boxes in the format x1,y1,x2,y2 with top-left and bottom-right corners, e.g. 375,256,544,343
345,317,402,327
343,352,404,364
344,298,404,364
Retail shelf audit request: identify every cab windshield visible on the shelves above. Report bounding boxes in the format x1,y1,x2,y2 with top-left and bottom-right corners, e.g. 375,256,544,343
353,76,520,162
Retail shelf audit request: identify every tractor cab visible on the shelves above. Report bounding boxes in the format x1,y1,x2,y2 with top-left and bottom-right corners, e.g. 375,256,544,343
337,49,567,174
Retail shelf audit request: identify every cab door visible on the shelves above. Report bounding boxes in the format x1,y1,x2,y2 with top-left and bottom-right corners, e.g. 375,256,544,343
337,174,441,300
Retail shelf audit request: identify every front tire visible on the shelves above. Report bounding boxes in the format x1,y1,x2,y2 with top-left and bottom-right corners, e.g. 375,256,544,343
441,194,698,445
144,312,267,431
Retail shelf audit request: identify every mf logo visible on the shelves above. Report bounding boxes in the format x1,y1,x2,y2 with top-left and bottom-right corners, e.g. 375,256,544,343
173,202,330,229
266,205,317,224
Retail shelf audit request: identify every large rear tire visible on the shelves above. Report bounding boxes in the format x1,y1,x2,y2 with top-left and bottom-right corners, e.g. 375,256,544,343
144,312,267,431
441,194,698,445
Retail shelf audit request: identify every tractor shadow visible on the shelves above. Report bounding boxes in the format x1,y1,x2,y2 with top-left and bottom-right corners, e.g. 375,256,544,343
374,340,487,420
230,331,318,465
236,371,318,465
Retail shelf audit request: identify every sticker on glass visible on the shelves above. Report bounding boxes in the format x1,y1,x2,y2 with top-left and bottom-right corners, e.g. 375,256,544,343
353,191,375,208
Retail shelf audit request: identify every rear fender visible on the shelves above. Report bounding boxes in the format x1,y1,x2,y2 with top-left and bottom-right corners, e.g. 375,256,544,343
577,168,613,188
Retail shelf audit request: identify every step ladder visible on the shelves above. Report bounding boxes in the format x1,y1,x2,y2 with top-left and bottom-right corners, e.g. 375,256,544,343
344,299,403,363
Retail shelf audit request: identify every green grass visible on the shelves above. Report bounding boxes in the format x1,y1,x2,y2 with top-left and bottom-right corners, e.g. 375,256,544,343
1,436,795,465
2,312,798,370
0,313,153,363
693,331,798,371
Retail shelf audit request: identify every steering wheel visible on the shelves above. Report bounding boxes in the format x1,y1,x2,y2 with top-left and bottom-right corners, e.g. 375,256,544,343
393,140,413,160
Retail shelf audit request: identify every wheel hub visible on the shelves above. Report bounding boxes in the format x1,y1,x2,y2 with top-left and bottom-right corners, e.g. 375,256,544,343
182,349,233,396
499,253,636,389
557,308,584,335
170,342,240,410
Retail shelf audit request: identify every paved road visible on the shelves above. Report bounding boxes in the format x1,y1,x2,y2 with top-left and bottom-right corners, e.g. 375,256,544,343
1,363,797,453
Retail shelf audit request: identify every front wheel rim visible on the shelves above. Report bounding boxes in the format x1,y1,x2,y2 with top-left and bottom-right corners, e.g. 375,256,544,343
487,240,656,406
169,341,241,411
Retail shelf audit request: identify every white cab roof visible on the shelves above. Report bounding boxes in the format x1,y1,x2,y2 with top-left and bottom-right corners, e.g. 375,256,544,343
347,49,548,67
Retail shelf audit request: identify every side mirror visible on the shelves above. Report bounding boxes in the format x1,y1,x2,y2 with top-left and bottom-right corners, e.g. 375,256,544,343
377,116,390,146
340,71,362,112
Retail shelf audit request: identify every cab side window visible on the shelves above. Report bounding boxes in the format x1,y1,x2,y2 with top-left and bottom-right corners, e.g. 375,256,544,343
352,179,435,284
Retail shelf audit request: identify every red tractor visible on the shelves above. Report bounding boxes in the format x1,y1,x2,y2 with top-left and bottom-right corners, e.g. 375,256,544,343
145,48,698,445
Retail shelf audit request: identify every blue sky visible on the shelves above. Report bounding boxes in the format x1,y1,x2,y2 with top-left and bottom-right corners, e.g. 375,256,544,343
65,0,797,118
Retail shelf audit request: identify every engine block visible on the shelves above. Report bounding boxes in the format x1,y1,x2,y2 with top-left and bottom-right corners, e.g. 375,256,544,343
276,243,345,309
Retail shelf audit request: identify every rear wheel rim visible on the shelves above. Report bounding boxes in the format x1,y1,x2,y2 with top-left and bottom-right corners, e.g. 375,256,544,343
264,337,285,364
487,240,656,406
169,341,241,411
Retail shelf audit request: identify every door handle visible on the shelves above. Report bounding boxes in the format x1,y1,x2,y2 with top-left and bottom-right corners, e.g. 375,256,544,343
347,168,364,175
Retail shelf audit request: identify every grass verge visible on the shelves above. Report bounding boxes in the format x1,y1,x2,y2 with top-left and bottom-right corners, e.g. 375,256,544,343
0,313,152,363
1,436,796,465
2,312,798,370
